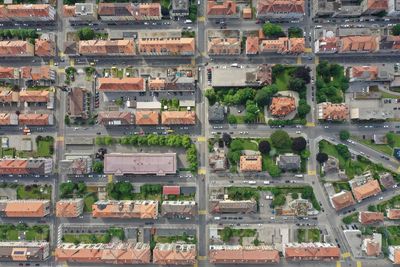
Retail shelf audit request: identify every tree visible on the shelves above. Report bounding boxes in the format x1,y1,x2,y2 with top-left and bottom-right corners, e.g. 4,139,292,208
64,115,70,126
393,24,400,36
293,66,311,84
234,88,256,105
301,149,310,159
222,133,232,146
205,89,217,105
262,23,285,38
255,85,278,106
230,139,243,151
272,194,286,206
288,78,306,93
386,132,395,147
291,192,299,199
270,130,291,149
93,161,104,173
297,99,311,118
77,182,86,194
84,66,96,77
258,140,271,154
291,137,307,152
227,114,237,124
77,27,95,40
335,144,351,160
60,182,76,197
244,102,259,123
288,27,303,38
220,227,233,242
316,152,328,164
268,165,281,177
301,186,314,199
339,130,350,141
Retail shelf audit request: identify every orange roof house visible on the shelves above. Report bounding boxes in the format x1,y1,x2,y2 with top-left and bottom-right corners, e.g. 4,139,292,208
385,35,400,50
0,67,16,79
350,65,379,81
209,245,280,264
19,91,49,103
97,78,145,92
246,36,259,55
0,113,18,125
56,199,84,218
148,78,166,90
330,191,356,211
317,102,349,121
98,112,133,126
0,4,55,21
153,243,196,265
20,66,54,81
135,111,159,125
239,155,262,172
18,113,52,126
260,38,305,54
35,39,55,57
389,246,400,264
55,242,151,264
339,35,380,53
63,5,75,17
2,200,50,217
270,97,296,117
161,111,195,125
284,243,340,261
359,211,384,225
352,180,382,202
257,0,304,19
242,7,252,19
207,0,237,16
208,37,241,55
0,91,14,103
363,234,382,257
0,41,34,57
387,209,400,220
138,38,195,56
78,40,135,56
97,3,161,21
92,200,158,219
316,37,339,53
361,0,388,15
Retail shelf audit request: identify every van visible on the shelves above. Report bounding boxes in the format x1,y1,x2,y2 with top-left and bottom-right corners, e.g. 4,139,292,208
231,63,238,67
184,19,192,24
263,181,270,185
294,174,303,178
248,181,256,185
214,216,221,220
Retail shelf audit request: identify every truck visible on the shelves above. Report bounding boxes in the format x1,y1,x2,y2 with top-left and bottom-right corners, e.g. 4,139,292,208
294,174,303,178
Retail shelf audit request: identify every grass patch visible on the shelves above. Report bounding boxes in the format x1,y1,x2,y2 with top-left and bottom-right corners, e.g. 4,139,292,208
274,68,291,91
0,148,15,158
297,228,321,242
218,227,256,245
342,212,359,224
37,140,53,157
83,193,97,212
154,233,196,244
332,182,351,193
380,91,400,99
352,136,393,156
63,227,125,244
17,184,51,200
227,187,259,201
0,224,49,242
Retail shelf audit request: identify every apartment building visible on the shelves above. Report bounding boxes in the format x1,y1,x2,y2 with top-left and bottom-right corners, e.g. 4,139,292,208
92,200,158,219
56,199,84,218
0,200,50,217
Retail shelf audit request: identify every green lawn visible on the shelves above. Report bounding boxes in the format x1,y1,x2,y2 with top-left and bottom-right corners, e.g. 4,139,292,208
0,224,49,242
37,140,53,157
241,140,258,151
25,229,49,241
17,185,51,200
275,68,291,91
63,228,124,244
353,137,393,156
380,91,400,99
332,182,351,193
6,230,18,240
342,212,359,224
83,193,97,212
154,234,196,244
0,148,15,158
297,229,320,242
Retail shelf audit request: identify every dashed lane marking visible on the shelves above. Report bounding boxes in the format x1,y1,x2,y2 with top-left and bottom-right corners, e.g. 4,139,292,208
57,136,64,142
341,252,351,259
49,58,54,66
70,58,75,67
305,47,312,53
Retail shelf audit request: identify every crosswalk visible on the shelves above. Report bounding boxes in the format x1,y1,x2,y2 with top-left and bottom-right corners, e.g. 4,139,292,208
198,168,206,175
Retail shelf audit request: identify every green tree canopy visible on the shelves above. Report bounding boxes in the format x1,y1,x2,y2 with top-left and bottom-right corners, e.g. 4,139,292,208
339,130,350,141
262,23,285,38
77,27,95,40
270,130,291,149
392,24,400,36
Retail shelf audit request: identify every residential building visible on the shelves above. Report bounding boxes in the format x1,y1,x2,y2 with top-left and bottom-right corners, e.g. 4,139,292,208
242,7,252,19
35,39,55,57
98,111,133,126
0,158,52,175
349,66,379,82
388,0,400,16
379,172,396,189
55,242,151,264
323,156,339,175
104,153,177,176
19,91,51,104
211,64,272,87
209,245,280,264
161,201,197,217
0,242,49,262
317,102,349,121
0,41,34,57
59,154,92,175
208,37,241,55
239,155,262,172
138,37,195,56
277,154,301,171
257,0,305,21
163,186,180,195
135,111,160,125
246,36,259,55
0,200,50,217
78,40,136,56
260,38,305,54
315,36,339,53
97,77,145,92
209,149,227,171
67,88,89,119
329,191,356,211
338,35,380,53
387,209,400,220
0,4,56,21
0,113,18,125
92,200,158,219
209,199,257,214
56,199,84,218
63,3,97,20
20,66,56,84
97,3,161,21
207,0,238,17
0,67,17,80
352,179,382,202
362,233,382,257
389,246,400,264
358,211,384,225
153,243,196,265
270,97,296,117
208,103,225,122
283,243,340,261
171,0,189,17
161,111,196,125
361,0,388,15
18,113,54,126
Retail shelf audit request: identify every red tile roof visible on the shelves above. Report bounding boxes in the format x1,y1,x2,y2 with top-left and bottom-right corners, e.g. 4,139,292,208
0,41,34,57
20,66,53,81
0,67,16,79
162,186,180,195
97,78,145,92
209,246,280,264
18,113,50,126
161,111,195,125
352,180,382,202
0,4,55,20
284,243,340,261
339,35,380,53
387,209,400,220
318,102,349,121
153,243,196,265
35,39,55,57
257,0,304,15
270,97,296,116
135,111,159,125
207,0,237,16
359,211,384,225
19,91,49,103
330,191,356,211
365,0,388,11
78,40,135,55
138,38,195,55
246,36,259,54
